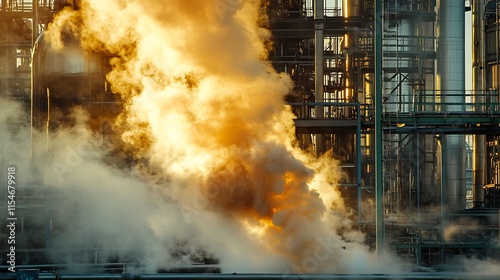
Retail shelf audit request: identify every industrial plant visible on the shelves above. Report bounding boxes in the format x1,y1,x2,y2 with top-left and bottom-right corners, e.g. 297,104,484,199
1,0,500,278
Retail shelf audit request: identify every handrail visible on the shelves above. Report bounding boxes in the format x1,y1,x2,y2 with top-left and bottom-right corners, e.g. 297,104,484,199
0,0,54,12
383,90,500,115
286,90,500,123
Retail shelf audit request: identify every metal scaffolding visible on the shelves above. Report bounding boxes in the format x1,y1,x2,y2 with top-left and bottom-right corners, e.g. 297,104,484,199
272,0,500,265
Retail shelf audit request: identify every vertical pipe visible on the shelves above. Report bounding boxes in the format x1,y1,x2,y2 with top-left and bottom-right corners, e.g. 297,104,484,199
497,3,499,94
416,133,421,218
32,0,39,159
46,87,50,151
44,191,51,249
314,0,324,156
472,0,485,208
375,0,384,253
356,103,362,225
440,136,447,222
437,0,466,212
472,137,485,207
363,73,374,224
32,0,38,45
31,34,36,160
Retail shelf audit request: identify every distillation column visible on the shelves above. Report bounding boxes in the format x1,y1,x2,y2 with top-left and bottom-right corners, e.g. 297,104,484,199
437,0,466,212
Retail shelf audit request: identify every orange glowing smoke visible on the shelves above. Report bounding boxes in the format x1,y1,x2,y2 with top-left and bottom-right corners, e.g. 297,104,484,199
44,0,387,273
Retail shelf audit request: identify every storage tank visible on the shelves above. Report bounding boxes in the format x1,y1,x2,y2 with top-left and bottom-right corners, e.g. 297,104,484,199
31,32,121,143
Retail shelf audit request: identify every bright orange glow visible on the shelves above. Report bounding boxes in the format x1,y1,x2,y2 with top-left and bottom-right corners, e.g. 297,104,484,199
42,0,388,273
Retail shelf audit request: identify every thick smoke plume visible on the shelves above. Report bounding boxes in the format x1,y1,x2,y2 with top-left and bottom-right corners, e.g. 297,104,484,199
23,0,404,273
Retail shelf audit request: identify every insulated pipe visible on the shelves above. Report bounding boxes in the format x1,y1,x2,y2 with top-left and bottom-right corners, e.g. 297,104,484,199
314,0,324,156
444,135,465,211
472,135,485,207
472,0,485,207
437,0,466,211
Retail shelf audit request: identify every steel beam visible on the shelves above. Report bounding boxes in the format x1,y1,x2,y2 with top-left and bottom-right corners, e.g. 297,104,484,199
314,0,324,156
473,0,486,208
357,104,362,226
374,0,384,254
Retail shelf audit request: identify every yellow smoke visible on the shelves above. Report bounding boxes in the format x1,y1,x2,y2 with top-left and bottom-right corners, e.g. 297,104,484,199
43,0,390,273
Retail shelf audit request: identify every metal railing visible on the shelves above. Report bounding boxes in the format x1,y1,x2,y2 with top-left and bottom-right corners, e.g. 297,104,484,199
383,35,436,55
288,102,361,120
0,262,129,273
384,0,435,14
0,0,33,12
0,0,55,12
287,90,500,124
383,90,500,116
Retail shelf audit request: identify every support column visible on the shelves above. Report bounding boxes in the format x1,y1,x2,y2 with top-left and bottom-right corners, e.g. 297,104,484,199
33,0,39,45
314,0,324,156
472,0,485,208
374,0,384,253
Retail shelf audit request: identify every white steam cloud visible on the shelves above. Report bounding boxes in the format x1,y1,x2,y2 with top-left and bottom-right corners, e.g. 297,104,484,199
1,0,407,274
